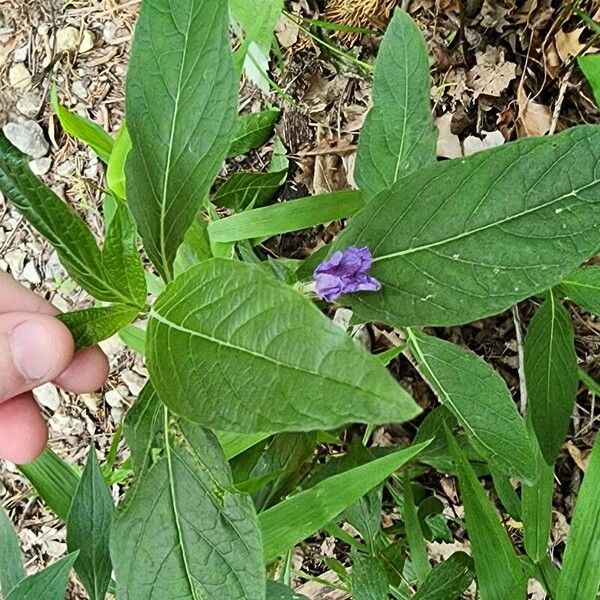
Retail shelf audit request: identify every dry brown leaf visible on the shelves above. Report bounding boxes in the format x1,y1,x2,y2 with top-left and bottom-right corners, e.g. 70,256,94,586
516,84,552,137
275,16,299,49
436,113,462,159
566,440,592,472
467,46,517,98
555,27,586,63
463,130,505,155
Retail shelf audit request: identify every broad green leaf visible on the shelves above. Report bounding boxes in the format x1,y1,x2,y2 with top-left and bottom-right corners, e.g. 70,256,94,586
266,582,308,599
174,217,213,276
524,292,578,464
213,170,286,210
126,0,237,280
556,435,600,600
355,9,436,200
558,266,600,316
218,431,273,461
101,200,147,308
148,258,421,433
334,125,600,327
412,552,474,600
113,386,265,600
407,330,537,483
578,54,600,108
119,323,146,355
208,190,363,243
260,442,429,562
66,448,114,600
59,305,139,348
227,109,281,158
106,123,131,199
404,474,431,582
51,88,113,163
0,132,131,304
446,431,526,600
231,0,283,90
6,553,79,600
522,434,554,563
18,448,79,521
0,507,25,596
352,554,388,600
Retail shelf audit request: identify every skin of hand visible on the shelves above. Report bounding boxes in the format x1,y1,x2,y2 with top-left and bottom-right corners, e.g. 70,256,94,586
0,270,109,464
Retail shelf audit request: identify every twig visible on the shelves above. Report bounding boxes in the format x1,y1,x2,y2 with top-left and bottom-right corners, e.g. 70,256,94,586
549,66,573,135
512,305,528,414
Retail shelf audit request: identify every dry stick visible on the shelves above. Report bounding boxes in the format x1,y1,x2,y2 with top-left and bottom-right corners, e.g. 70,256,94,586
512,305,528,414
549,66,574,135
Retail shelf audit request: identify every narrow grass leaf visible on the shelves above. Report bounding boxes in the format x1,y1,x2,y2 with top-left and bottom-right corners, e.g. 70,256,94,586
106,123,131,199
126,0,237,280
334,125,600,327
356,9,436,200
556,435,600,600
208,190,363,243
51,88,113,163
524,292,578,464
446,430,526,600
412,552,474,600
404,474,431,582
6,553,79,600
408,330,537,483
260,442,429,562
0,507,25,596
148,258,420,434
67,448,114,600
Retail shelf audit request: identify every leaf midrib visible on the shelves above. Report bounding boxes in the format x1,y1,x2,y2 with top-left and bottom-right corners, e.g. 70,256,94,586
372,180,599,264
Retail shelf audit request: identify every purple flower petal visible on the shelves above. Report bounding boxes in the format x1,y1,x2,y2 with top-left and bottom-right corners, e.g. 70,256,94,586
313,246,381,303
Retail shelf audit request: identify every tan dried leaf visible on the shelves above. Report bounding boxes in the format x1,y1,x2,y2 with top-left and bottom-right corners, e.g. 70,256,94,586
555,27,586,63
517,85,552,137
467,46,517,98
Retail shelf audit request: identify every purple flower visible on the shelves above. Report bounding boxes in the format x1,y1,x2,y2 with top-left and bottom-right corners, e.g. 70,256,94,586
314,246,382,302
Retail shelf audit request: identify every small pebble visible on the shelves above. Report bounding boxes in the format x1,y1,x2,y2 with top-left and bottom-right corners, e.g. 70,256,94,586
16,91,43,118
22,261,41,284
3,120,49,158
8,63,31,89
29,156,51,176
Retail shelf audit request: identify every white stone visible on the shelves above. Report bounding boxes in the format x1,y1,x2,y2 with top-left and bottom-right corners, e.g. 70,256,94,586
105,388,124,408
79,30,95,53
8,63,31,89
55,26,79,52
56,159,76,177
121,369,146,396
3,120,49,158
34,383,61,411
22,261,41,284
29,156,51,175
13,45,28,62
4,248,26,274
16,91,43,117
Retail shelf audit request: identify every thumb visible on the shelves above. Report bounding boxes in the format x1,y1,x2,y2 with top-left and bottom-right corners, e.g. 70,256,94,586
0,313,74,403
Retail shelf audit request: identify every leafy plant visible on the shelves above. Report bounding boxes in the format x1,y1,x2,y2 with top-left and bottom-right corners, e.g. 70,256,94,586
2,1,600,599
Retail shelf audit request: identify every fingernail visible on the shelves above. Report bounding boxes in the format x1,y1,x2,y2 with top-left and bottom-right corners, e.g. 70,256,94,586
9,321,55,381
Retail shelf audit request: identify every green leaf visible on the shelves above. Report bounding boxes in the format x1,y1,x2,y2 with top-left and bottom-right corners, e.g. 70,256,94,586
231,0,283,90
227,110,280,158
119,323,146,355
106,123,131,199
352,554,388,600
260,442,429,562
266,581,308,599
412,552,474,600
408,330,537,483
6,553,79,600
51,88,113,163
489,468,522,521
578,54,600,108
174,217,213,276
208,190,363,243
126,0,237,281
66,448,114,600
522,433,554,563
113,385,265,600
556,435,600,600
404,474,431,582
213,170,286,210
446,430,526,600
218,431,273,461
558,266,600,316
0,132,131,305
355,9,436,200
59,305,139,348
0,507,25,597
101,200,147,308
334,125,600,327
148,258,420,433
18,448,79,521
524,292,578,464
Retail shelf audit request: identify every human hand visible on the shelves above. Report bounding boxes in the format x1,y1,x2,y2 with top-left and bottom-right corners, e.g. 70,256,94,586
0,270,109,464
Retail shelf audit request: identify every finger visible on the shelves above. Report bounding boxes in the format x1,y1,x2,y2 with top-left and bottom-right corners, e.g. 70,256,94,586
0,313,74,403
54,346,110,394
0,270,52,314
0,393,48,464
